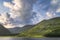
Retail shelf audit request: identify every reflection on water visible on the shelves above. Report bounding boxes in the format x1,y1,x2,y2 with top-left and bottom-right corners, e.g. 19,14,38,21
0,37,60,40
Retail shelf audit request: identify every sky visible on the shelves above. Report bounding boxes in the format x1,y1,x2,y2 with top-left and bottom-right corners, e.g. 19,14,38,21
0,0,60,28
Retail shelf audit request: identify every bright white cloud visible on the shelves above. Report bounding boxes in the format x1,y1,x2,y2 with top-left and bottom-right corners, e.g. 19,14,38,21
0,13,11,28
45,0,60,19
5,0,37,20
1,0,60,28
0,13,8,24
1,0,37,28
46,12,53,18
46,11,56,18
56,8,60,13
4,2,13,9
51,0,58,4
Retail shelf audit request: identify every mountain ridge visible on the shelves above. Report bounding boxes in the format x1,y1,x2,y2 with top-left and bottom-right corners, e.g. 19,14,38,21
0,24,11,36
17,17,60,37
8,25,35,34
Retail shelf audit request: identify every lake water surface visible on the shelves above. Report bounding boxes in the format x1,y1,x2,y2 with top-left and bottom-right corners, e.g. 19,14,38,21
0,37,60,40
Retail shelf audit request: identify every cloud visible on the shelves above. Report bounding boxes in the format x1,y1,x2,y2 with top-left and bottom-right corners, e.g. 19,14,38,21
4,0,37,20
2,0,60,28
46,11,56,19
30,12,44,24
0,12,12,28
51,0,58,4
3,2,13,9
0,12,8,24
56,8,60,13
1,0,37,28
46,12,53,18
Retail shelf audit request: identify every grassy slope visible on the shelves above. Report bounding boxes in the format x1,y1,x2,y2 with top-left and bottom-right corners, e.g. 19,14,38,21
17,17,60,38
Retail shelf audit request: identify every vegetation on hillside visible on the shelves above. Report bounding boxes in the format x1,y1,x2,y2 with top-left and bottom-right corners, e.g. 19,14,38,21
17,17,60,38
0,24,11,36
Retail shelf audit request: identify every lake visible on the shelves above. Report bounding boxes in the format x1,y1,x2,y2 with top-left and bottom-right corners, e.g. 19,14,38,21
0,37,60,40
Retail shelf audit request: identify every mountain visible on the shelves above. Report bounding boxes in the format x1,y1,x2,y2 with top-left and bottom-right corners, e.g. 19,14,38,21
18,17,60,37
8,25,34,34
0,24,11,36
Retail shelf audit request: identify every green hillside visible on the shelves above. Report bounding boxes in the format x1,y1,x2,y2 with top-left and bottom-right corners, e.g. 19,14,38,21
17,17,60,37
0,24,11,36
